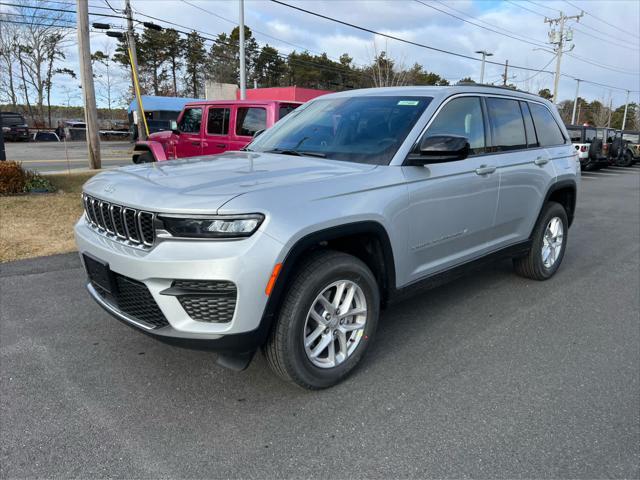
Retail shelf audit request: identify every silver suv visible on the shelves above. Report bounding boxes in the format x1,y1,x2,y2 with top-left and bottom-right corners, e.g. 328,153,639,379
75,86,579,389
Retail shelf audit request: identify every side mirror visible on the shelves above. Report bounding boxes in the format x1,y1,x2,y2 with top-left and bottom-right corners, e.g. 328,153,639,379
170,120,180,134
408,135,470,165
253,129,265,139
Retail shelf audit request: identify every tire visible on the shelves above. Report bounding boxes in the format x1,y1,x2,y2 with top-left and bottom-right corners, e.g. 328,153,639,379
616,151,633,167
136,151,155,164
513,201,568,281
263,250,380,389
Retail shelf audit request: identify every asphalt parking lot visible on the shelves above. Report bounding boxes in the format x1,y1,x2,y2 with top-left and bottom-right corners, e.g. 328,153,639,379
4,140,132,173
1,165,639,478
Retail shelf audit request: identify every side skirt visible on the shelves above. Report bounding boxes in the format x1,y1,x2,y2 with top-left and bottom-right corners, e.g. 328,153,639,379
387,240,532,304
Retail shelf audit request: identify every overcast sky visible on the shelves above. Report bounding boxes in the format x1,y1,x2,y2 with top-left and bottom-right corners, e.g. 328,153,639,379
31,0,640,108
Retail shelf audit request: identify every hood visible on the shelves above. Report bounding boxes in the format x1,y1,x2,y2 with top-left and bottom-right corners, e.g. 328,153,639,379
83,151,376,214
147,130,174,142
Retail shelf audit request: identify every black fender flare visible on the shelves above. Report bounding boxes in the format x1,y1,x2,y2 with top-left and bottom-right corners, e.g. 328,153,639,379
533,179,577,233
256,221,397,344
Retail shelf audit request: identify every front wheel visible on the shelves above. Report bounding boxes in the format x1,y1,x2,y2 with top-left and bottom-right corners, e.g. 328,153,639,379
513,201,568,281
263,250,380,389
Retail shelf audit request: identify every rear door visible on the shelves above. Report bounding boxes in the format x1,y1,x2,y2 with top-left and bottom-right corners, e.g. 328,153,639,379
174,106,203,158
490,98,557,246
230,105,268,151
203,105,231,155
403,95,500,281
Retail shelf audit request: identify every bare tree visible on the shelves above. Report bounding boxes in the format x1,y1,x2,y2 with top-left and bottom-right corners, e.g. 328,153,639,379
3,1,71,126
92,42,125,123
366,40,408,87
0,19,20,107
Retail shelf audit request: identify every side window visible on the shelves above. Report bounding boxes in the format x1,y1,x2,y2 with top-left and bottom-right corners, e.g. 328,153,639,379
278,104,299,120
424,96,485,154
178,108,202,134
529,103,565,147
520,101,539,148
486,97,527,151
207,108,230,135
566,128,582,142
584,128,596,142
236,107,267,137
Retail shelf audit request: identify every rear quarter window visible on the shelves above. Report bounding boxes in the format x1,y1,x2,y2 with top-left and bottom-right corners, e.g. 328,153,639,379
529,103,565,147
236,107,267,137
278,104,299,120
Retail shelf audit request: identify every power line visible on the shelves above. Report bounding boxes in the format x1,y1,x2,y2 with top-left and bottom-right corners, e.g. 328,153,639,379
565,52,639,76
0,2,126,20
179,0,367,69
415,0,547,49
514,55,557,84
505,0,547,18
570,24,639,51
270,0,556,75
563,0,640,40
526,0,560,14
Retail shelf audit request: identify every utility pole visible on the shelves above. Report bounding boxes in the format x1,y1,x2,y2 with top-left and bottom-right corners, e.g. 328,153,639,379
125,0,146,140
502,60,509,86
571,78,581,124
545,10,583,104
76,0,101,169
0,111,6,161
239,0,246,99
621,90,630,130
607,97,613,128
475,50,493,84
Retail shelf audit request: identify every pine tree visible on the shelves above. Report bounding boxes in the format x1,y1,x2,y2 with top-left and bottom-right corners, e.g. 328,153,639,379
184,31,207,97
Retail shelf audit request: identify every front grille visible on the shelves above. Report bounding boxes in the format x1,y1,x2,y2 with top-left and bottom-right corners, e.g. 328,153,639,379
171,280,237,323
83,194,155,248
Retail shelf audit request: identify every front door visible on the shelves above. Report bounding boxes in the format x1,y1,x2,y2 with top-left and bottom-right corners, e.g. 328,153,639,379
174,106,203,158
402,96,500,283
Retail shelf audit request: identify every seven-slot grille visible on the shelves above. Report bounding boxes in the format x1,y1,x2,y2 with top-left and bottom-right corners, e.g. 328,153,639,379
83,194,155,247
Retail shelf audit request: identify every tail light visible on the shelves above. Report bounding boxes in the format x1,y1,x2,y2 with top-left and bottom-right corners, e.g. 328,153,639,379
580,145,587,152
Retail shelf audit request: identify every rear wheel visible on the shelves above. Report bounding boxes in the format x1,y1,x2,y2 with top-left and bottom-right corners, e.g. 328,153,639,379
616,151,633,167
513,201,568,281
263,250,380,389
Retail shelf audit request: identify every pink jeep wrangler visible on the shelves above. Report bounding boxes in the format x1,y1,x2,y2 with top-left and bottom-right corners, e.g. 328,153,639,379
132,100,301,163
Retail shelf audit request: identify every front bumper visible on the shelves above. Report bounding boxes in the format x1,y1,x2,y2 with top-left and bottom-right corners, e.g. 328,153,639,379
75,217,285,349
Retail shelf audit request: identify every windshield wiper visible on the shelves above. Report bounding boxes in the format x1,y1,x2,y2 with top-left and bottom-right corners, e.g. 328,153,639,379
265,148,326,158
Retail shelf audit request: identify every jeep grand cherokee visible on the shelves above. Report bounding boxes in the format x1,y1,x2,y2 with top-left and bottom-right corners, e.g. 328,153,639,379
76,86,579,389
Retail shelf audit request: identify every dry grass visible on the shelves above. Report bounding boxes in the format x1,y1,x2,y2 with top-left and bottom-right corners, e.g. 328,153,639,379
0,172,97,263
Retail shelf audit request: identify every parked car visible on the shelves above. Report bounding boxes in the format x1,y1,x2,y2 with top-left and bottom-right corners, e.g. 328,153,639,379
1,112,29,141
32,131,60,142
621,131,640,164
565,124,607,169
76,85,578,389
131,100,302,163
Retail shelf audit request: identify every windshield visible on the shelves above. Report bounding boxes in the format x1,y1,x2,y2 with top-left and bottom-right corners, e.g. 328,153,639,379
248,96,432,165
623,132,639,143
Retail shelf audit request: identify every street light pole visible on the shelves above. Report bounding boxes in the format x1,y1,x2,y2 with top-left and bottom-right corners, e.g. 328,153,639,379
475,50,493,84
621,90,630,131
239,0,247,100
571,78,581,124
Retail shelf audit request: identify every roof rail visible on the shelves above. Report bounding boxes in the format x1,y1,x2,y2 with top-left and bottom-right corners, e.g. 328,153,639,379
453,83,536,96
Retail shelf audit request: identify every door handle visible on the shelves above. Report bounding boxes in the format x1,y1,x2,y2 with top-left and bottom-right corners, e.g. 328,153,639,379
534,156,550,166
215,144,226,148
190,140,201,146
475,165,496,175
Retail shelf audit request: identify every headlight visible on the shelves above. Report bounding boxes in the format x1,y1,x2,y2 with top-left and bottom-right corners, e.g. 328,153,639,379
160,214,264,239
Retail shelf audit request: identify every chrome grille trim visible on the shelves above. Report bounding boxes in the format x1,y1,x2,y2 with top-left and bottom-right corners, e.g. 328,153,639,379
82,194,155,248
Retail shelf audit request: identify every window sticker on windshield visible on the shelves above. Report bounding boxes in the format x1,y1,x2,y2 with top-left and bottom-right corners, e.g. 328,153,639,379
397,100,420,106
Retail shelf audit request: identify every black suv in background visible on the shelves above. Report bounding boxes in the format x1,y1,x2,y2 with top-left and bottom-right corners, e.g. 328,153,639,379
1,112,29,142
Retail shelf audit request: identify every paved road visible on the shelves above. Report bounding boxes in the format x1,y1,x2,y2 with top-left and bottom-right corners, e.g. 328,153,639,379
1,165,639,478
4,140,132,173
